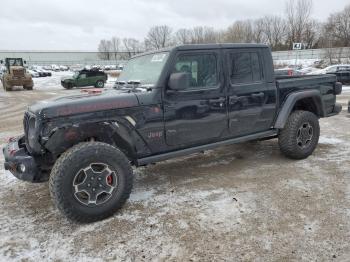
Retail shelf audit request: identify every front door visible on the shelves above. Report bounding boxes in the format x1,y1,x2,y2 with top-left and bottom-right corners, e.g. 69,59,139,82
164,51,227,147
77,73,89,87
224,49,277,137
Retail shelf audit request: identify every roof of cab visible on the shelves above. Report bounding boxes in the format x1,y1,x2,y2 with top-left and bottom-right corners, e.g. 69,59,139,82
175,43,269,50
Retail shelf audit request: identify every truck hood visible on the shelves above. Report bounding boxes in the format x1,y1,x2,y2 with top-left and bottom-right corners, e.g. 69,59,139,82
28,89,140,119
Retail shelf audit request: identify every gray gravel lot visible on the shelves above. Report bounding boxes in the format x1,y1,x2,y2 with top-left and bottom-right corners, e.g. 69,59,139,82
0,75,349,261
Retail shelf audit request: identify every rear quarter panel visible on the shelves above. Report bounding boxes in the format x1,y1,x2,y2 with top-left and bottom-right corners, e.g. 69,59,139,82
276,75,337,115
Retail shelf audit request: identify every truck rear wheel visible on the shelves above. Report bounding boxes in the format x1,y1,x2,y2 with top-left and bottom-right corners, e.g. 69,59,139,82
278,110,320,159
49,142,133,223
64,83,73,89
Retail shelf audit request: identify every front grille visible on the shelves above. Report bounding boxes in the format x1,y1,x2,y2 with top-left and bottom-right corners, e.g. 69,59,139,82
13,69,25,77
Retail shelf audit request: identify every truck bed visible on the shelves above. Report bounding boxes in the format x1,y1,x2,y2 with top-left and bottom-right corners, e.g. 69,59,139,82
275,74,338,116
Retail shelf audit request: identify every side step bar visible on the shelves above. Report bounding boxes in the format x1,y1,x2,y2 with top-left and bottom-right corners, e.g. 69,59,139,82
136,130,277,166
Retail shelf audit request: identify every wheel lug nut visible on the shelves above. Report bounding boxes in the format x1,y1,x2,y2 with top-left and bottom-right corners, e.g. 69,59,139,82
88,183,91,187
99,184,102,187
98,177,101,181
93,188,96,191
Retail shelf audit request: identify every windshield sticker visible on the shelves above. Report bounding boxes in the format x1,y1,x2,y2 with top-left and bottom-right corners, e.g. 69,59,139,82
151,54,166,62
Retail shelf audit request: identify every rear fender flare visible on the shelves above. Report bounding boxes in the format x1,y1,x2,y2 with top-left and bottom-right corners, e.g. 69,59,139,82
274,90,325,129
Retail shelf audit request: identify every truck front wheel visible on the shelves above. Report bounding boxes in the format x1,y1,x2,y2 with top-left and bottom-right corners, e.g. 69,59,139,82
278,110,320,159
49,142,133,222
3,81,12,91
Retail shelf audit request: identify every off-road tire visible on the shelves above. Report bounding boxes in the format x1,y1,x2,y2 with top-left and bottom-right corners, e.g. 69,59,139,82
278,110,320,159
64,83,73,89
95,80,104,88
3,81,12,91
49,142,133,223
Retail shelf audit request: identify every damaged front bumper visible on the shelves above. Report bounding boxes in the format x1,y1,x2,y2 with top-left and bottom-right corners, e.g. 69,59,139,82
3,136,47,183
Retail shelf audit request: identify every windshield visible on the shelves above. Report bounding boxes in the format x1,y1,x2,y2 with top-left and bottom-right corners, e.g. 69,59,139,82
118,52,169,86
6,58,23,67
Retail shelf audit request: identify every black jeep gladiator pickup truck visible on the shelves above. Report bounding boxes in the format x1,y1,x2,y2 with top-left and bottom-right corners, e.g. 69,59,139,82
3,44,342,222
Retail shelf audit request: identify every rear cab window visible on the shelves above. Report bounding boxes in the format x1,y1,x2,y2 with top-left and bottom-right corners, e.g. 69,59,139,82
228,51,264,84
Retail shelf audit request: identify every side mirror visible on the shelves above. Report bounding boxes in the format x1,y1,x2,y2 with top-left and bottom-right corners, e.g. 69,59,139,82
24,60,27,64
0,60,3,64
168,72,190,91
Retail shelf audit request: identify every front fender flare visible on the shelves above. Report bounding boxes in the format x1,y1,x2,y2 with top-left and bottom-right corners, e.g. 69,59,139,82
274,90,325,129
43,120,150,161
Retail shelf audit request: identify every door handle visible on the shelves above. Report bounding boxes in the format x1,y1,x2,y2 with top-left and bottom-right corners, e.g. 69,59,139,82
251,92,265,99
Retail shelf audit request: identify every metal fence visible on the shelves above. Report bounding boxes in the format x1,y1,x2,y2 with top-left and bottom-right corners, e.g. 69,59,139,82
271,47,350,61
1,47,349,67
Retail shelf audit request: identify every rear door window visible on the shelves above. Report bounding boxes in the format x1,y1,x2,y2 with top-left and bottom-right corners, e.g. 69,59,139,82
229,51,263,84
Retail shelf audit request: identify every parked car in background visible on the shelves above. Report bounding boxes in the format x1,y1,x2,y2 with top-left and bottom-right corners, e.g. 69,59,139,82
298,67,318,75
326,65,350,84
51,65,60,71
311,64,350,75
43,65,52,71
59,65,69,71
28,70,40,78
61,69,108,89
325,64,350,74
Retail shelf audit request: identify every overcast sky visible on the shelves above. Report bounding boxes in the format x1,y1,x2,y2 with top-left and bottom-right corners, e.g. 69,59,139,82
0,0,348,50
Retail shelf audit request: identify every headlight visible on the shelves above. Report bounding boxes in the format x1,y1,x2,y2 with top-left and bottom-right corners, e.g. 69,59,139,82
28,117,37,141
24,112,41,153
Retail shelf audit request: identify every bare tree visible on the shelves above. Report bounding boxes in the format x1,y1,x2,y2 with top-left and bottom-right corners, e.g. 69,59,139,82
98,39,113,60
252,18,266,43
97,1,350,55
122,38,141,59
303,19,320,48
190,26,219,44
175,28,192,44
285,0,313,48
324,5,350,47
111,37,121,61
145,25,173,50
261,16,288,50
224,20,254,43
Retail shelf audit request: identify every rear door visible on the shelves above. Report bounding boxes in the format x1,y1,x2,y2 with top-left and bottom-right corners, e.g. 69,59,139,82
163,50,227,146
224,48,277,137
